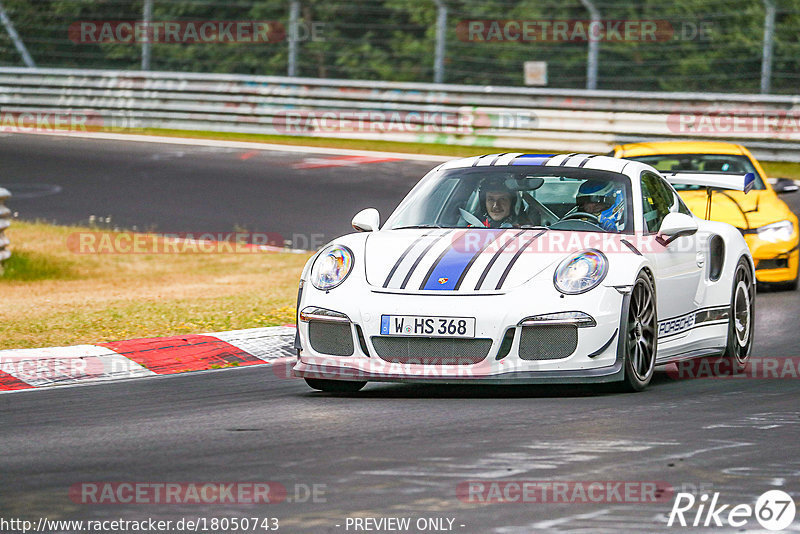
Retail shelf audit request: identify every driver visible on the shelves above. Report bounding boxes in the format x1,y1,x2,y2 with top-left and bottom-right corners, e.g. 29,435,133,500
476,176,519,228
575,180,625,232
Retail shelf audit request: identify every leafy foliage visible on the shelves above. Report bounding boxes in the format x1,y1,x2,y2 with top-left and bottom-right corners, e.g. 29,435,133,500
0,0,798,93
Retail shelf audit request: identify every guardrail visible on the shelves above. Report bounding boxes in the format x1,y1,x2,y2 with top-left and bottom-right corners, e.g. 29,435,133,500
1,67,799,161
0,187,11,272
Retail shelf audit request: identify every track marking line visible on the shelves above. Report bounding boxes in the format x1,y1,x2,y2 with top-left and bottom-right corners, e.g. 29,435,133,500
14,130,454,163
292,155,402,169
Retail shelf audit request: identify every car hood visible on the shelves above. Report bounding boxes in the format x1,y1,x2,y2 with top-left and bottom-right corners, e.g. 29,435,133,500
365,228,601,293
678,190,795,229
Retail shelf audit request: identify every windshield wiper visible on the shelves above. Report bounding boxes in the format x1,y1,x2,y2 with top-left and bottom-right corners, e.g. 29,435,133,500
394,224,444,229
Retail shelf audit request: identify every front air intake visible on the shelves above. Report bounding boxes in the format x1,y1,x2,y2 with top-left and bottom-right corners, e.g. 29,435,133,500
518,325,577,360
308,321,354,356
371,337,492,365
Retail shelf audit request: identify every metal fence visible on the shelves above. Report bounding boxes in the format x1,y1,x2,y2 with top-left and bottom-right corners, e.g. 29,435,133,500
1,67,800,161
0,1,799,95
0,187,10,271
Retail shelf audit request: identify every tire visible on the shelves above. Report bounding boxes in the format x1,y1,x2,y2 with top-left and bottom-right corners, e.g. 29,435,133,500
304,378,367,393
758,276,798,292
775,275,798,292
789,276,800,291
721,257,755,373
621,272,658,392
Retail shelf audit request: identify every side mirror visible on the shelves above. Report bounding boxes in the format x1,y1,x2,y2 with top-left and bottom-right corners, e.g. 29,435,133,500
772,178,799,195
352,208,380,232
657,212,698,246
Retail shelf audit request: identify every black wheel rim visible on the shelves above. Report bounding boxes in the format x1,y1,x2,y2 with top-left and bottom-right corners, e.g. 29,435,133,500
732,264,754,364
627,279,656,382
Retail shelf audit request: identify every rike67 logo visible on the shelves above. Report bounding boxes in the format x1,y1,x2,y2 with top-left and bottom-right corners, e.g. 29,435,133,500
668,490,796,530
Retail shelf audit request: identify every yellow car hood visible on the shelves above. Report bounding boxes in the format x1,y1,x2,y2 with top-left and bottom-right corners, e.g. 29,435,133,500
678,189,794,229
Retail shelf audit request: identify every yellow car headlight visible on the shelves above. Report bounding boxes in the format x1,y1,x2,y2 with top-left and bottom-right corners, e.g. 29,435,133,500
756,220,794,243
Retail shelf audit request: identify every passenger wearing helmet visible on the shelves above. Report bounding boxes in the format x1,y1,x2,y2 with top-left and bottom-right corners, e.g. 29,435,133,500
476,176,518,228
575,180,625,232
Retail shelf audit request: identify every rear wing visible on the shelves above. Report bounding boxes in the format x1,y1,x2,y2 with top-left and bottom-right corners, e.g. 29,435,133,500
661,172,756,194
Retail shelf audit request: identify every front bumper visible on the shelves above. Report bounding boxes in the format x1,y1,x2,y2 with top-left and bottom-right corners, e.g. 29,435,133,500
745,235,799,283
292,360,624,385
293,282,628,384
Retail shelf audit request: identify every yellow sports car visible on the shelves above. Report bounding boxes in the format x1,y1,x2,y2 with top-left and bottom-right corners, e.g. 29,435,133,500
612,141,799,290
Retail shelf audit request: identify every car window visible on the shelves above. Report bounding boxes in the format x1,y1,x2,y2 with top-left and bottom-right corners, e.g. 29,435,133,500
656,174,692,216
385,166,634,233
641,171,687,233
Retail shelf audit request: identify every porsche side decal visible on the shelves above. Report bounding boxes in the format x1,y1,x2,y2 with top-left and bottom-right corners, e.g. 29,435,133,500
658,305,729,339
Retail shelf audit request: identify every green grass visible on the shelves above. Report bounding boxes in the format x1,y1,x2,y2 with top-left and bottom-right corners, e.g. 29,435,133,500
761,162,800,181
1,249,79,281
0,220,309,349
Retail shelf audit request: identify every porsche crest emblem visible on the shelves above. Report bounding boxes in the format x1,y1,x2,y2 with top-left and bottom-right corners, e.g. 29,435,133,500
438,277,449,284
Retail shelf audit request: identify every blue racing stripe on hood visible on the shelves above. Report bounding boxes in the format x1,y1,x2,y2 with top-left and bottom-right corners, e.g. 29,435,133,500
421,230,498,291
511,154,554,166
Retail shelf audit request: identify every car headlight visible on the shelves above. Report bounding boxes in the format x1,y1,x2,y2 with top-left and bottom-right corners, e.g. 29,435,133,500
310,245,354,290
756,220,795,243
554,249,608,295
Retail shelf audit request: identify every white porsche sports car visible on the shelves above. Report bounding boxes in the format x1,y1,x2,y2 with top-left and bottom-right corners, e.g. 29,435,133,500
292,154,756,392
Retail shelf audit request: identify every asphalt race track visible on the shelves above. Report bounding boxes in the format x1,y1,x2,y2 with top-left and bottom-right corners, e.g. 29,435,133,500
2,133,800,533
0,133,436,245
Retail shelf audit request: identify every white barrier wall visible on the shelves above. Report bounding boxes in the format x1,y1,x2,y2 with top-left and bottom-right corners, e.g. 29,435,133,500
1,67,799,160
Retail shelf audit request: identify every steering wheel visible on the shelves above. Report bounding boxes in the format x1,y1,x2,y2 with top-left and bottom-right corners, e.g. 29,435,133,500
561,211,601,225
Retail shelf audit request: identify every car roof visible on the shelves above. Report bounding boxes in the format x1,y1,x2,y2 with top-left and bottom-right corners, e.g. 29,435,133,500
439,153,633,174
614,141,746,157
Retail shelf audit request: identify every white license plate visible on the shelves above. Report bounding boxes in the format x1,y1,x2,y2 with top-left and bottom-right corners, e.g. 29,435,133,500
380,315,476,338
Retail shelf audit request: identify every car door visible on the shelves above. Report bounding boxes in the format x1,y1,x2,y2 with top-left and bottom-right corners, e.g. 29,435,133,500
640,171,703,327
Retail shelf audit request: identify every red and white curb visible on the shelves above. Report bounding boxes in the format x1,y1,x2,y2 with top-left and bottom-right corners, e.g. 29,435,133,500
0,326,296,392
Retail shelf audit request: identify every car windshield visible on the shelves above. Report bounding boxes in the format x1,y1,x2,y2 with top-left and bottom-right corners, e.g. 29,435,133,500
385,166,634,234
627,154,766,190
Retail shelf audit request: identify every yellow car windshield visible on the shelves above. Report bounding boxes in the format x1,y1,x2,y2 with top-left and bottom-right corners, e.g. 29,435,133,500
629,154,766,190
